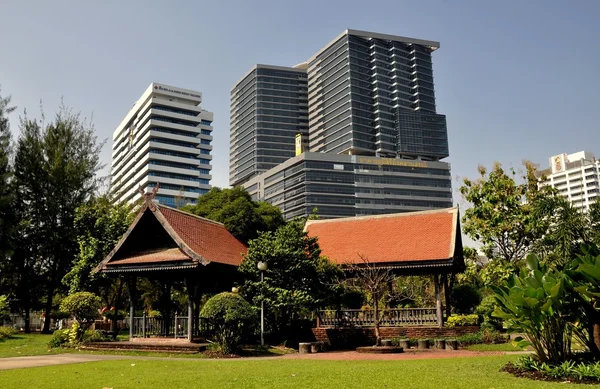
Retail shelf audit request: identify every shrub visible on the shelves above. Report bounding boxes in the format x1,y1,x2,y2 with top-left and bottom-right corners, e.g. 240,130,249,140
492,254,572,363
48,326,109,348
480,328,509,344
455,329,508,346
456,332,482,346
0,295,9,322
475,295,503,330
60,292,102,343
511,356,600,381
0,326,16,341
200,292,256,354
48,329,70,348
450,284,482,314
446,314,479,328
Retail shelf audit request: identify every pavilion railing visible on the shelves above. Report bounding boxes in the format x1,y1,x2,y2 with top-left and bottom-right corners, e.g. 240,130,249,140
130,314,213,339
317,308,439,327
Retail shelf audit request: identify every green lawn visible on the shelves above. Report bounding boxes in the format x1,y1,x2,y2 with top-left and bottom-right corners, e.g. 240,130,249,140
466,342,526,352
0,334,67,358
0,334,290,359
0,355,595,389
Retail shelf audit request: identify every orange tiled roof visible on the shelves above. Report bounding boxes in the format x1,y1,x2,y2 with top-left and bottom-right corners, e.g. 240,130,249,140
98,202,247,271
108,247,191,265
305,208,459,265
159,206,247,267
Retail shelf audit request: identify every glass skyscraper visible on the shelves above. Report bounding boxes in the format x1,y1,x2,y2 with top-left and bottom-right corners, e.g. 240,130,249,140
231,29,453,220
307,29,448,160
229,64,308,187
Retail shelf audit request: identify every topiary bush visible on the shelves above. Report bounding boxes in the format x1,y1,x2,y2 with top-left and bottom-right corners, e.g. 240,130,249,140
200,292,256,354
450,284,482,314
59,292,102,343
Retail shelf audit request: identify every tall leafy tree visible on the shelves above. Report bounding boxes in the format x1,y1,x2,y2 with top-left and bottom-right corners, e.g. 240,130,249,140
238,219,342,344
0,88,16,295
13,107,103,333
182,187,285,243
63,195,134,298
460,162,554,263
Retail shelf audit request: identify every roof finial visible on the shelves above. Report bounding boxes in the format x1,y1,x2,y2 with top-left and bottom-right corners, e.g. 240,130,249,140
138,183,160,211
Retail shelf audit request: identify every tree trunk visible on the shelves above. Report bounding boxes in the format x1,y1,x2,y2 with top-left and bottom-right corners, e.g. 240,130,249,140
24,304,30,334
594,323,600,354
434,275,443,328
442,273,451,318
374,293,381,346
111,279,124,339
41,282,54,334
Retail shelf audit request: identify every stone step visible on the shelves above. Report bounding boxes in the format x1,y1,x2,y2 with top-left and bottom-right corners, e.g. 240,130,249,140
83,341,208,354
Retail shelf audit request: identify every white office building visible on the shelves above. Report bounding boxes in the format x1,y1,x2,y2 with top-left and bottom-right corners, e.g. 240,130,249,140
110,83,214,207
538,151,600,211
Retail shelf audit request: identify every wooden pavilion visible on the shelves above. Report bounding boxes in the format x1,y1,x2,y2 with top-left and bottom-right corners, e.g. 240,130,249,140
95,187,247,342
305,207,464,328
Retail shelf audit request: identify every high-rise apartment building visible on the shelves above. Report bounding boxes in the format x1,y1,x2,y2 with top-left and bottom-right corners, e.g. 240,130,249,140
537,151,600,211
111,83,214,207
307,29,448,160
229,64,308,187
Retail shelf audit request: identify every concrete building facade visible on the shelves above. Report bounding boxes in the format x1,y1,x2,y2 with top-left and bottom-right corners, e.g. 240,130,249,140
244,152,452,220
111,83,214,207
538,151,600,211
229,64,309,187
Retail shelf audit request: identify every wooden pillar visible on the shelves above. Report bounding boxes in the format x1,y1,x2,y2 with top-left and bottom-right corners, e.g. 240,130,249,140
126,276,137,340
433,274,443,328
185,276,196,342
442,273,451,319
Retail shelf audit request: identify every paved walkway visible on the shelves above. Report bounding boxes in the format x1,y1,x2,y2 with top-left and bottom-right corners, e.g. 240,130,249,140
0,354,130,371
0,349,527,371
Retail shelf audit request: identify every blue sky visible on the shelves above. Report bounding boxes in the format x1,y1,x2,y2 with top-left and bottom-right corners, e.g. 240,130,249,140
1,0,599,200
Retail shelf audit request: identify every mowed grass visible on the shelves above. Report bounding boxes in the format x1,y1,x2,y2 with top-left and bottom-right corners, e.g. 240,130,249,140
0,334,67,358
0,333,290,359
0,355,596,389
466,342,525,352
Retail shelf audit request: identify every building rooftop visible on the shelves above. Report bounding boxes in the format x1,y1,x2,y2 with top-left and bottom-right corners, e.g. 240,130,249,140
98,197,247,272
305,207,462,270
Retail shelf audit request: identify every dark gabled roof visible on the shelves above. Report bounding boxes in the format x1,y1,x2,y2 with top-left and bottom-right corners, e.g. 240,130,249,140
305,207,463,271
96,199,247,273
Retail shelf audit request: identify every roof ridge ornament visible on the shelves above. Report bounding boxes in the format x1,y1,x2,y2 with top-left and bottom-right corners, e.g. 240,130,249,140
138,183,160,211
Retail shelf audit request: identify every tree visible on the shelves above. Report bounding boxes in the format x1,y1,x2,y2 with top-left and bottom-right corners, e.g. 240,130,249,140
460,162,553,263
12,107,103,333
63,195,134,294
200,292,255,354
182,187,285,243
238,219,342,344
59,292,102,343
343,255,393,346
62,195,133,335
0,88,16,296
534,196,591,266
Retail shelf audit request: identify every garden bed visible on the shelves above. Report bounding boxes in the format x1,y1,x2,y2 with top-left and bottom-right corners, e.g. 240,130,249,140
502,362,600,385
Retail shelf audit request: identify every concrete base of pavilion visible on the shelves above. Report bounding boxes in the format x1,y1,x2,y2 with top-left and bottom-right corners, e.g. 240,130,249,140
82,338,209,354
